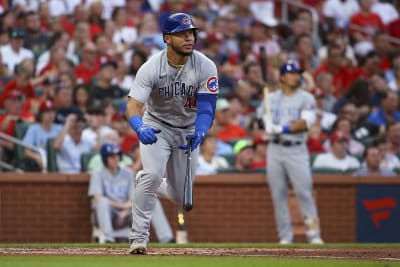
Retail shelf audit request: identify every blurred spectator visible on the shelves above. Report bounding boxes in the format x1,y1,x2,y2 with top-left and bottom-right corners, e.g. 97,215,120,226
372,31,394,71
348,0,385,44
53,112,94,174
315,71,336,112
247,117,265,140
386,122,400,156
332,79,372,117
82,106,114,151
94,33,115,65
289,33,319,73
351,50,381,81
314,43,354,98
207,123,234,156
317,31,356,67
22,76,58,115
22,100,62,171
325,116,365,157
387,60,400,92
310,87,337,131
339,102,380,141
74,41,100,84
233,139,254,171
313,130,361,171
0,58,36,108
22,11,50,61
354,145,397,176
307,113,329,154
376,135,400,171
202,31,227,66
322,0,360,30
197,133,230,175
101,98,118,127
111,7,137,50
242,61,265,97
54,83,80,124
89,61,126,105
214,98,248,143
367,91,400,131
73,83,93,115
87,1,105,29
36,31,77,74
371,0,399,26
249,17,280,61
0,28,34,75
0,90,35,162
251,134,268,170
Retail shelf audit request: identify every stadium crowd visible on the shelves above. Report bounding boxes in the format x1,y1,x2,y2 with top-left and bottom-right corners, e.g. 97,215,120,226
0,0,399,176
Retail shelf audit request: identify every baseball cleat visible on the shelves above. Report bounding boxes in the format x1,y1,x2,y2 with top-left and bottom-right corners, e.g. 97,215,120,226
309,237,324,245
129,239,147,255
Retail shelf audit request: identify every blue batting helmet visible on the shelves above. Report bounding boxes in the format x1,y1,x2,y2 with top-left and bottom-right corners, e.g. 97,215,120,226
100,142,122,167
162,13,198,35
279,60,303,75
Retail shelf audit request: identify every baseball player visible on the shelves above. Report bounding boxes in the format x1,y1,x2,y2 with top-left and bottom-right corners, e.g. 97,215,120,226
125,13,218,254
264,60,324,244
88,142,174,244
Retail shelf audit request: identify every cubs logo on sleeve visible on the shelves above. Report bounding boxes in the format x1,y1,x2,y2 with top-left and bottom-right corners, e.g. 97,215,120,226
206,76,219,94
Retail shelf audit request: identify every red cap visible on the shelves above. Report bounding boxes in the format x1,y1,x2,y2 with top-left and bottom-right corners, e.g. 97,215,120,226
253,134,269,145
206,32,224,44
310,87,324,98
330,131,349,143
4,90,23,100
39,100,55,113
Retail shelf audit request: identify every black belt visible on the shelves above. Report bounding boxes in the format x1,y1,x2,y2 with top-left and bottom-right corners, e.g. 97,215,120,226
272,139,302,147
148,112,193,129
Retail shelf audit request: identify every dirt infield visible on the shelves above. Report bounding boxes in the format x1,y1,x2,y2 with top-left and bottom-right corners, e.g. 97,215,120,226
1,247,400,261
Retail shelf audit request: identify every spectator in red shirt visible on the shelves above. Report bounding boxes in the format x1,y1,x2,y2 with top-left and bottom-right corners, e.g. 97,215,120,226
351,50,381,81
314,43,354,98
349,0,385,43
251,134,269,170
214,98,248,143
0,60,36,108
75,42,100,84
0,90,35,163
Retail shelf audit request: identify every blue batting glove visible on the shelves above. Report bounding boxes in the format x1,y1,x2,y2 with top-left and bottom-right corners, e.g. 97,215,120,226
137,125,161,144
179,132,205,152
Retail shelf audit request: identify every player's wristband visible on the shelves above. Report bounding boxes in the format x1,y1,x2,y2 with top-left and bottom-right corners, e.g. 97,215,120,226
282,125,291,134
128,115,143,133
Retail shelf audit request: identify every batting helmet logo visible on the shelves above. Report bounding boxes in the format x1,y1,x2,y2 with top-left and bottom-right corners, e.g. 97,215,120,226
162,13,198,35
206,76,219,93
182,17,189,25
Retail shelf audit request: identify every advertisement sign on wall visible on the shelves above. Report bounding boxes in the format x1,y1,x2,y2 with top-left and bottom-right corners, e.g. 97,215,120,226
357,185,400,242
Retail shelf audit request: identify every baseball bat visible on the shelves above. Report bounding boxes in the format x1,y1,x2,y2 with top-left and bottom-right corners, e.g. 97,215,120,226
183,137,193,211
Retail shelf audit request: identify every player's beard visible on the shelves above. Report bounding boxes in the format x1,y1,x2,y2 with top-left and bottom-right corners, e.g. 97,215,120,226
170,42,193,57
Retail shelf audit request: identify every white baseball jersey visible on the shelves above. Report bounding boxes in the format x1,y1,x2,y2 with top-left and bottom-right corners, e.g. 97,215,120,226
269,89,317,142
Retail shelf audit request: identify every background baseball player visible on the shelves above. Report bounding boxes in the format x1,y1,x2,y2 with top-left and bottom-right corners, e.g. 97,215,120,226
125,13,218,254
88,142,174,244
263,60,324,244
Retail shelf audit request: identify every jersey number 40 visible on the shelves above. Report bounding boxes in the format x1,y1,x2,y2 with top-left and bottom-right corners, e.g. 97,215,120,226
184,97,197,109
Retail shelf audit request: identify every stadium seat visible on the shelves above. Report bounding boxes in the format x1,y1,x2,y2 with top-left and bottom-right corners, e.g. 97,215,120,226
81,152,97,172
13,122,31,170
46,138,58,172
220,153,236,167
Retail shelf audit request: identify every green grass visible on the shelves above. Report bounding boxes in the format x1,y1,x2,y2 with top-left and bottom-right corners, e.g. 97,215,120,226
1,256,399,267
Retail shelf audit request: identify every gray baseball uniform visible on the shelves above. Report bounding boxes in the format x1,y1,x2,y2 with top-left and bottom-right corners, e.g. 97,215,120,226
266,88,321,243
88,166,174,243
128,49,218,243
